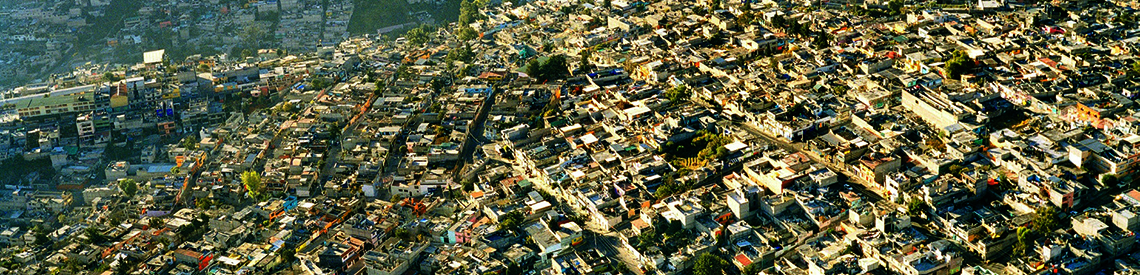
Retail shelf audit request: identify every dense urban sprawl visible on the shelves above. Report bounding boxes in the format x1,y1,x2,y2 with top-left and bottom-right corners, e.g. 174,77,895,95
4,0,1140,275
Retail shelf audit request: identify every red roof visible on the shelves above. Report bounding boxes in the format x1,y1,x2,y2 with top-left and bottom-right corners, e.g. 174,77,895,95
1127,190,1140,203
631,218,650,230
734,254,752,266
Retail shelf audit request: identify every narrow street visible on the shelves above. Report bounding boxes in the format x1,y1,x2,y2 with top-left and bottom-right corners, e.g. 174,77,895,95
732,121,893,207
451,86,498,180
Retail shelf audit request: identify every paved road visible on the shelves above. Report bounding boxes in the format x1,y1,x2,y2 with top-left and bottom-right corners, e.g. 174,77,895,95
591,232,645,275
451,88,498,180
732,121,892,207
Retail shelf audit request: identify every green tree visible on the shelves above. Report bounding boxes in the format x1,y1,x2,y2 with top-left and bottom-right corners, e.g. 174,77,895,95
770,13,786,28
394,228,411,239
742,263,764,275
1031,206,1061,233
812,31,831,49
103,72,120,82
446,45,475,63
32,225,49,246
462,179,476,191
405,25,434,46
1013,226,1038,257
327,123,342,139
84,227,106,244
196,198,213,209
311,77,333,90
119,179,138,198
498,211,526,232
526,54,570,82
906,198,927,215
637,228,659,248
667,220,683,237
240,25,266,46
888,0,904,15
395,65,411,80
578,48,594,72
664,85,690,102
457,26,478,41
181,136,199,150
148,217,164,229
944,50,976,80
1102,173,1119,187
280,247,296,263
242,170,263,200
693,252,728,275
459,0,486,25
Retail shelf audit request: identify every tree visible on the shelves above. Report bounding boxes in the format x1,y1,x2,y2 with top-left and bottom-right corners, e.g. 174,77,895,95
906,198,927,215
148,217,164,229
457,26,478,41
405,25,434,46
770,13,786,28
394,228,411,239
1031,206,1061,233
280,247,296,263
240,25,266,46
636,228,659,249
944,50,976,80
459,0,485,25
693,252,728,275
742,263,764,275
811,31,831,49
395,65,411,80
181,136,199,150
525,54,570,82
196,198,213,209
119,179,138,198
32,225,49,246
84,227,107,244
276,102,296,114
103,72,120,82
116,259,135,274
666,220,683,237
311,77,333,90
664,85,690,102
242,170,264,200
1102,173,1119,187
446,45,475,63
1013,226,1038,257
498,211,526,232
197,64,210,72
888,0,904,16
461,178,476,191
578,48,594,72
327,123,342,140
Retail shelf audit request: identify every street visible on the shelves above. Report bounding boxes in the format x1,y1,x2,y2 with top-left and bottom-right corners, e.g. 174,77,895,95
451,85,499,180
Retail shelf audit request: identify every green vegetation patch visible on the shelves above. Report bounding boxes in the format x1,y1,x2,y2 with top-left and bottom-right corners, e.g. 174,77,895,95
348,0,463,35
